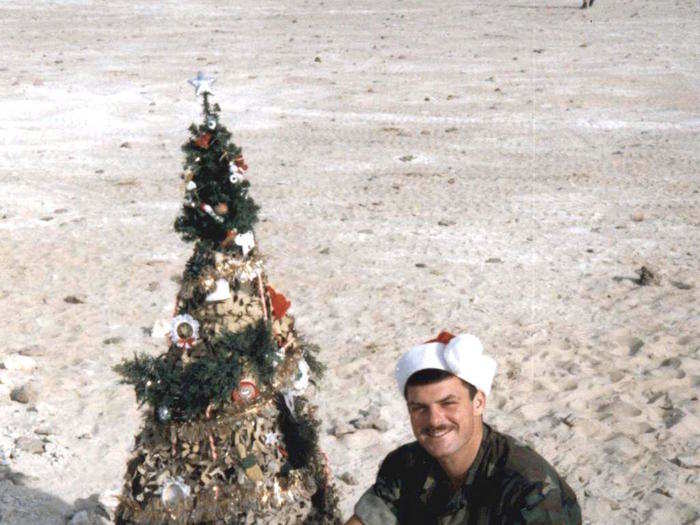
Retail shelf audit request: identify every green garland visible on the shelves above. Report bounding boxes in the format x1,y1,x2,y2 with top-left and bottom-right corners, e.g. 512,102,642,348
114,321,277,422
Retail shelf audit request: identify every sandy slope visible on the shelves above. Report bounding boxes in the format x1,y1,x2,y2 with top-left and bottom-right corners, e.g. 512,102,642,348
0,0,698,523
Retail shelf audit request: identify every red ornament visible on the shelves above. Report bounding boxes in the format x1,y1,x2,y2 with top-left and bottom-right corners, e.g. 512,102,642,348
266,285,291,320
195,133,212,149
220,229,238,248
232,381,259,403
425,331,455,345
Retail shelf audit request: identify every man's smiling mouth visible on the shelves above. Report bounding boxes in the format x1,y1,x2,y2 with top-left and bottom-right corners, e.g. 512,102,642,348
423,428,453,438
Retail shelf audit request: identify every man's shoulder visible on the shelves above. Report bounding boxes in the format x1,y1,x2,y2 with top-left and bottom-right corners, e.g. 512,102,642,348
485,427,581,521
487,427,563,486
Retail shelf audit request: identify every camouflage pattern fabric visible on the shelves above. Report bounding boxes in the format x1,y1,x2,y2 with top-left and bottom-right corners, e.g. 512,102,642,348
355,424,581,525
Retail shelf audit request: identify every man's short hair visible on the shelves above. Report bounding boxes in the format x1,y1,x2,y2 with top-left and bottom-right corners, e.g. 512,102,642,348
404,368,477,400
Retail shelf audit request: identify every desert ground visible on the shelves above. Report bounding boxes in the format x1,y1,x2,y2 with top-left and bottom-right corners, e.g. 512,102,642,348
0,0,698,523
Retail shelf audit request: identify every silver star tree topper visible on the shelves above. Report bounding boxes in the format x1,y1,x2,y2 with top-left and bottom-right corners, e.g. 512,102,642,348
188,71,216,97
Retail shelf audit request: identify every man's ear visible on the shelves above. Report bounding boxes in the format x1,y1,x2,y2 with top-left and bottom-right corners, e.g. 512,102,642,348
472,390,486,416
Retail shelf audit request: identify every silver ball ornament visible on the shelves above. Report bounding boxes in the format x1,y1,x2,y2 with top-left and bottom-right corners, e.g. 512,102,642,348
157,406,171,422
206,117,217,130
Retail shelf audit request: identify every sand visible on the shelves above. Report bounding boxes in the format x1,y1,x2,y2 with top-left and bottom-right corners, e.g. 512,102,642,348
0,0,698,523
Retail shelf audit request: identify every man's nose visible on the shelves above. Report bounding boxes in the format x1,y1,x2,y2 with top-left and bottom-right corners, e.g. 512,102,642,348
428,406,444,427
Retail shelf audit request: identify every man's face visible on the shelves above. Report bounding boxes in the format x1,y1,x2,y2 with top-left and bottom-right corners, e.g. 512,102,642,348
406,375,485,460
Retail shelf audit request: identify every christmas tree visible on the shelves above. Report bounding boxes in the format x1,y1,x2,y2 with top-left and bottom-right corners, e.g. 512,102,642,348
114,73,340,524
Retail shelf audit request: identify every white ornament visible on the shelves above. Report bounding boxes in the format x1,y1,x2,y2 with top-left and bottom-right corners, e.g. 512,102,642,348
170,314,200,349
229,173,240,184
205,278,231,302
157,405,171,422
188,71,216,97
292,359,310,393
264,432,280,446
207,116,217,130
200,203,224,223
235,231,255,256
161,477,191,508
185,181,197,191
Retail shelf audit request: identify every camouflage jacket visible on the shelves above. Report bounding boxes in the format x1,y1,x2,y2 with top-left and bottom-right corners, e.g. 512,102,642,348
354,424,581,525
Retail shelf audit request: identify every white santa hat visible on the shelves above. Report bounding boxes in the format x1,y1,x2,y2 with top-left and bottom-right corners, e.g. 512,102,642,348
395,332,497,397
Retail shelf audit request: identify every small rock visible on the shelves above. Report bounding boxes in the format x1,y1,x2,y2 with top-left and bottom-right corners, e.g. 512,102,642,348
629,337,645,356
631,211,644,222
399,155,415,162
119,142,131,149
2,354,37,371
329,421,355,438
351,406,389,432
437,219,455,226
18,345,44,357
415,263,427,268
339,472,358,485
670,280,693,290
660,357,681,368
14,436,45,455
34,425,53,436
662,408,684,429
102,336,124,345
671,454,700,469
636,266,660,286
485,257,503,264
10,384,37,404
314,56,321,63
319,247,330,255
146,281,160,291
64,295,85,304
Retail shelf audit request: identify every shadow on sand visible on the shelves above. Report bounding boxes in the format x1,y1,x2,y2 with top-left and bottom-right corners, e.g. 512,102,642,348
0,465,109,524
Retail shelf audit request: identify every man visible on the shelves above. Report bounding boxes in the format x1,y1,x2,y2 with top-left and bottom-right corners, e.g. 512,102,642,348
346,332,581,525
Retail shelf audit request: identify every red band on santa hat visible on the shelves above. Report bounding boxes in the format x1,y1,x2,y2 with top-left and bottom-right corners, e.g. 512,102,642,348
425,331,456,345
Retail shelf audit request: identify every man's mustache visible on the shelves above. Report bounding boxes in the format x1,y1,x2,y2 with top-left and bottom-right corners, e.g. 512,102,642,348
421,424,455,435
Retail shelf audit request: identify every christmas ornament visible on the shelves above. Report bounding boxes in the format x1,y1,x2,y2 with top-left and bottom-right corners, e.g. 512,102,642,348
292,359,310,393
161,476,191,508
194,133,212,149
157,405,171,423
229,173,240,184
200,203,224,223
185,180,197,192
234,231,255,256
214,203,228,215
232,380,259,403
170,314,200,349
266,285,291,320
264,432,280,446
188,71,216,97
205,278,231,302
220,229,238,249
207,116,217,130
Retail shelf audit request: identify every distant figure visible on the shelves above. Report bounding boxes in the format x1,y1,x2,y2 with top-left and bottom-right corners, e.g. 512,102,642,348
581,0,595,8
345,332,582,525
